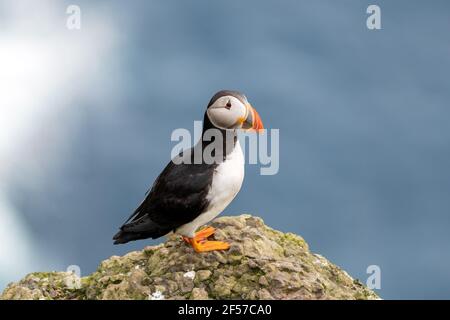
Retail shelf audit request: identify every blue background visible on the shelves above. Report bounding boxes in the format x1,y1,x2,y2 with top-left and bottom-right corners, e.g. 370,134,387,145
1,0,450,299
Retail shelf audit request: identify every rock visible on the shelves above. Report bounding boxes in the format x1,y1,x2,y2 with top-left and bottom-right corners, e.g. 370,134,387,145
190,287,209,300
0,215,379,300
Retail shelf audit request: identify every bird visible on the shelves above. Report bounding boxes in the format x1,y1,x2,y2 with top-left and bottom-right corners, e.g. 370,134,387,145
113,90,264,252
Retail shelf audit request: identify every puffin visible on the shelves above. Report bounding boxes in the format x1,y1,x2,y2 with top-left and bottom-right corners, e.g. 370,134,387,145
113,90,264,252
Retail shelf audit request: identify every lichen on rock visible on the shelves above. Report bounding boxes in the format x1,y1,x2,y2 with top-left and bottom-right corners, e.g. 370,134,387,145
1,214,379,300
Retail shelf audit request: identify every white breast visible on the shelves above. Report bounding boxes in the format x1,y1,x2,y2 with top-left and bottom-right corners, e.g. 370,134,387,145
176,140,245,237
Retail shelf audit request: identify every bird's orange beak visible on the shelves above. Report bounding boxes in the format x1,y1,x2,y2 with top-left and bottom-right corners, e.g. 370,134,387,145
242,103,264,132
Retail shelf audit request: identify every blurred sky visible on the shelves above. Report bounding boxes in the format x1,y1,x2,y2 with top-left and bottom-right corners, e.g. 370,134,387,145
1,0,449,299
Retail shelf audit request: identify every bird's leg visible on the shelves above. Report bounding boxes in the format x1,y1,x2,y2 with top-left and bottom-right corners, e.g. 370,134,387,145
182,226,230,252
182,226,216,243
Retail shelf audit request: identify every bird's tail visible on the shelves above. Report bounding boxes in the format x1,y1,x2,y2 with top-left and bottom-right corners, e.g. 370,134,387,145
113,216,170,244
112,229,139,244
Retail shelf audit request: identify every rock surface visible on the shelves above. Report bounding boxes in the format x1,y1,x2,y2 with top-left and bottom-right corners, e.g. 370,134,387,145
1,215,379,300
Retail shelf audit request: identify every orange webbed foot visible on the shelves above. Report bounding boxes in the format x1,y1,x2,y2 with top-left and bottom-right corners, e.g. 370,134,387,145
182,226,230,252
182,226,216,243
194,226,216,240
189,238,230,252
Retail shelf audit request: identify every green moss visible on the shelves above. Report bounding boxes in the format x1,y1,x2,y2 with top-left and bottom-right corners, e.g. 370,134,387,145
31,272,54,279
283,233,308,249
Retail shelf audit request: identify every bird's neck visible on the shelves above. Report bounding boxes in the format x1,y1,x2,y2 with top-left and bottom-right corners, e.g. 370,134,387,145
201,112,237,161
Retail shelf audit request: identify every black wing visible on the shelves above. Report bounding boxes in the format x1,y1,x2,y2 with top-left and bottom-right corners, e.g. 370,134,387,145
113,154,216,244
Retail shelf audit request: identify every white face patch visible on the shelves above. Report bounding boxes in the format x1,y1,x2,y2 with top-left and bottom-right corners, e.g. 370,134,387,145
207,96,247,130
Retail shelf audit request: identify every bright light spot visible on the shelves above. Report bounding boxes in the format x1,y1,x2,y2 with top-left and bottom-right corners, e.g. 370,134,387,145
0,1,121,288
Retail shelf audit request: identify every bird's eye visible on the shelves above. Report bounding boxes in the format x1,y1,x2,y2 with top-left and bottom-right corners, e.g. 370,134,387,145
225,101,232,110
